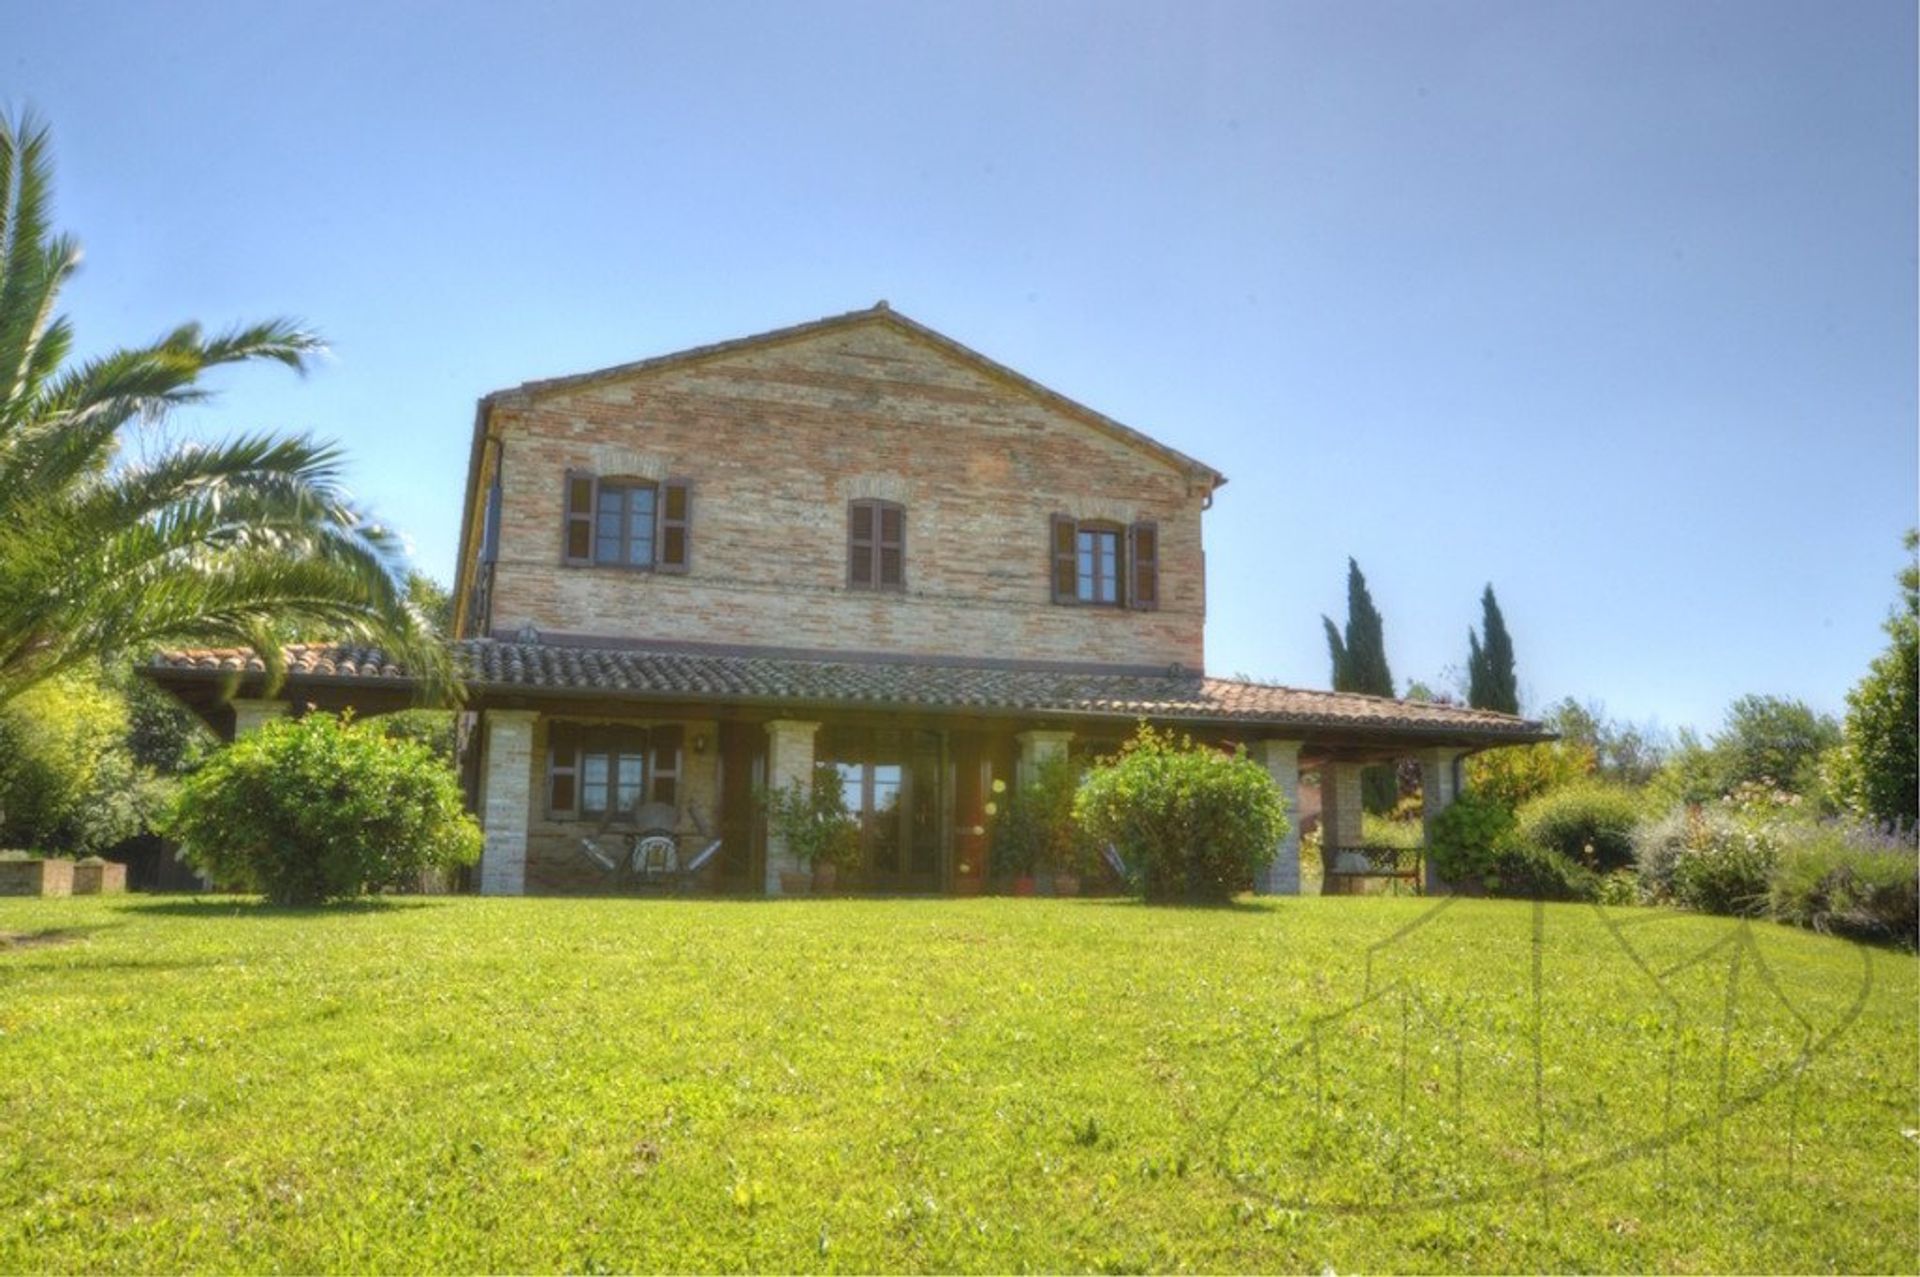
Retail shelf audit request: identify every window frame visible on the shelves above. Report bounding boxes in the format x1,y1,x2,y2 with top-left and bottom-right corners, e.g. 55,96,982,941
848,499,907,592
546,722,683,822
562,471,693,573
1050,513,1161,611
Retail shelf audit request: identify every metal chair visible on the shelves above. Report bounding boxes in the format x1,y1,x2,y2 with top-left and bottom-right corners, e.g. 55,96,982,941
578,800,725,892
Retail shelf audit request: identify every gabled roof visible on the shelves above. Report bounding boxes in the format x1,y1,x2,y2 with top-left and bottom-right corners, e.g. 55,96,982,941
481,302,1227,487
146,640,1551,749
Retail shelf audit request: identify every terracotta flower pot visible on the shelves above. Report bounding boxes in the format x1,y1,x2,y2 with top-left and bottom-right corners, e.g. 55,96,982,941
778,870,812,896
812,862,839,893
1052,873,1082,898
1013,876,1038,897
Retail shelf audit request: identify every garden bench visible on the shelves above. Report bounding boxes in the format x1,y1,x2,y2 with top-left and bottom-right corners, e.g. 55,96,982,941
1322,844,1425,896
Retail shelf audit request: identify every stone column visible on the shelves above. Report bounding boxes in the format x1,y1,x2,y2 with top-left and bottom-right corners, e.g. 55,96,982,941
229,698,288,739
764,719,821,896
478,709,538,897
1320,761,1366,873
1251,739,1304,895
1419,747,1467,893
1014,728,1074,790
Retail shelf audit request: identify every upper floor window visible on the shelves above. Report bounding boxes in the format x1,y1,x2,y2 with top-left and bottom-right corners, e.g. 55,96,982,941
1051,514,1159,610
848,499,906,591
563,471,691,573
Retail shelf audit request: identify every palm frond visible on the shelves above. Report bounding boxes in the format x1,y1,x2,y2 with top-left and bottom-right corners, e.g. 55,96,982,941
0,109,453,710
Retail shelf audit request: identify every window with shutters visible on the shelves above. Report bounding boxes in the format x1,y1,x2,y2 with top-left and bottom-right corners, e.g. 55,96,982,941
547,722,682,820
848,499,906,591
563,472,692,573
1051,514,1159,611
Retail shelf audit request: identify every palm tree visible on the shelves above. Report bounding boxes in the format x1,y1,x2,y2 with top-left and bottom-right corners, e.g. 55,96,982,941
0,112,446,707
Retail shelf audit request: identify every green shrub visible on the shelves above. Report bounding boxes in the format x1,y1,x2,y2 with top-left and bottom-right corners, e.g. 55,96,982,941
761,764,859,872
1514,783,1642,873
1768,823,1918,946
1426,791,1518,888
1486,840,1599,902
163,712,481,906
1074,725,1288,903
1595,869,1641,907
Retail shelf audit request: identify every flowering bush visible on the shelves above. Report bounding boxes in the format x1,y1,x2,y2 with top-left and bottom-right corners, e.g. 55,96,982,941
1074,725,1287,903
1635,805,1777,916
1767,821,1918,945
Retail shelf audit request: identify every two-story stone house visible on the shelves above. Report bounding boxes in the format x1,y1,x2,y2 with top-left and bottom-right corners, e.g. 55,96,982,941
147,304,1548,895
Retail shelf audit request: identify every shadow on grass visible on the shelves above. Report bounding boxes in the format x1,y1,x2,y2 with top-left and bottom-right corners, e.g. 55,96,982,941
117,896,451,920
0,921,127,950
1076,895,1271,913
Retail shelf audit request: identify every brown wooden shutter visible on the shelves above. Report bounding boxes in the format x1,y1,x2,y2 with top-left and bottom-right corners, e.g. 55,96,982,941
1050,514,1078,603
877,502,905,590
649,724,684,805
1128,520,1159,611
658,479,691,573
547,722,580,816
848,500,875,587
563,470,596,565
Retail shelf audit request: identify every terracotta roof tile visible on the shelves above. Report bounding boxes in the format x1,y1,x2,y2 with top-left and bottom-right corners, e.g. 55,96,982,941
147,640,1550,743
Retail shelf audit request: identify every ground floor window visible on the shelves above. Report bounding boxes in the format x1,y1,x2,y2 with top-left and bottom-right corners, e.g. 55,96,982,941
547,722,681,820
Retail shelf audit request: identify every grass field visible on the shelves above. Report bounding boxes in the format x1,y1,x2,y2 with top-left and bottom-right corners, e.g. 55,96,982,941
1,894,1914,1274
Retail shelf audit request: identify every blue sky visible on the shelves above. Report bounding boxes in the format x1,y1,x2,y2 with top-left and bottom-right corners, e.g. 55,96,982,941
11,0,1915,733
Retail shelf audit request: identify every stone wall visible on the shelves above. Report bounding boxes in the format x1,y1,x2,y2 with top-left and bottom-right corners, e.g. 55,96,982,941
475,318,1209,670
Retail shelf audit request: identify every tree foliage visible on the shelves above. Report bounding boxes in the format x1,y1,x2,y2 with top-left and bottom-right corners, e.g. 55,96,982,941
1465,740,1596,810
1321,558,1396,813
0,670,152,854
0,111,444,708
164,712,480,905
1542,697,1667,786
1828,529,1918,826
1466,585,1519,714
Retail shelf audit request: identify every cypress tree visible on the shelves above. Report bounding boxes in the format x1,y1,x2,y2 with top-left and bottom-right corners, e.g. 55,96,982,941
1321,558,1399,813
1466,585,1519,714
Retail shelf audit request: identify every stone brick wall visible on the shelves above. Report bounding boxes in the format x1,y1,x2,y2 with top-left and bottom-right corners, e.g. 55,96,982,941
475,318,1210,670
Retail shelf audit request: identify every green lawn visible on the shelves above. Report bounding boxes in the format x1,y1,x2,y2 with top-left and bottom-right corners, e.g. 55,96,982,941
1,895,1914,1274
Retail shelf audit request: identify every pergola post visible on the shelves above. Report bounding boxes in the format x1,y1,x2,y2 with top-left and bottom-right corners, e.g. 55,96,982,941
1252,739,1304,895
478,709,538,896
1014,728,1074,790
228,698,288,740
1419,747,1468,893
1320,761,1366,879
764,719,821,896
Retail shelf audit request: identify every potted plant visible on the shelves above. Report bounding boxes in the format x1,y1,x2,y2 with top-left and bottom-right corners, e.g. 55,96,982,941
761,764,859,896
989,788,1042,896
1026,754,1090,897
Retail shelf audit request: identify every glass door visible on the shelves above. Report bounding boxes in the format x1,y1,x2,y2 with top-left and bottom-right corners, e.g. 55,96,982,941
825,727,944,892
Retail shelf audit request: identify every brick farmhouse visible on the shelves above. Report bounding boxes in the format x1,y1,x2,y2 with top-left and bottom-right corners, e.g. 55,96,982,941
146,304,1548,895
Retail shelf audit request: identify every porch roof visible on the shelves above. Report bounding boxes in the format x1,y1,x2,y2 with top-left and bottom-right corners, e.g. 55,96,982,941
146,639,1551,748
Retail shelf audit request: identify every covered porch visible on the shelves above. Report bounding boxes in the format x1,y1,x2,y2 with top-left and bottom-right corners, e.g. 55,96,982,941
143,638,1551,898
